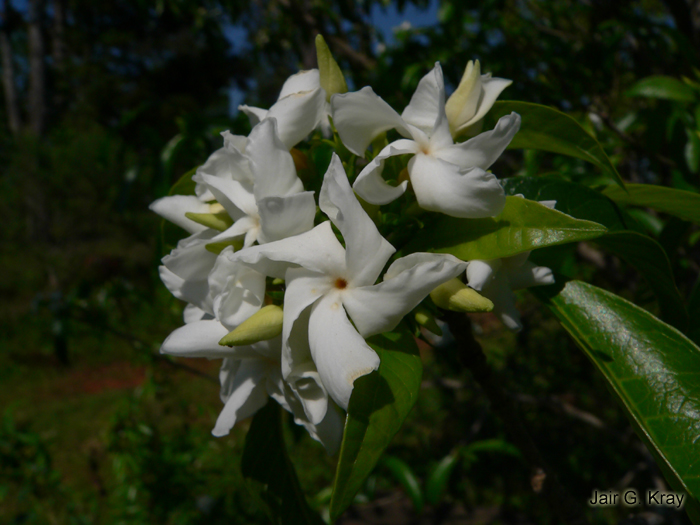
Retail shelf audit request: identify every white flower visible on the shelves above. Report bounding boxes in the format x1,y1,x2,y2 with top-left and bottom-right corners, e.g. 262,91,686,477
444,60,512,137
332,63,520,218
229,154,467,412
239,69,328,148
199,118,316,248
160,321,343,454
466,199,556,331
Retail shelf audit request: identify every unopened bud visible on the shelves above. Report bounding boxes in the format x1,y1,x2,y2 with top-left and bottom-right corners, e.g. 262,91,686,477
414,308,442,336
219,305,284,346
185,210,233,232
430,278,494,313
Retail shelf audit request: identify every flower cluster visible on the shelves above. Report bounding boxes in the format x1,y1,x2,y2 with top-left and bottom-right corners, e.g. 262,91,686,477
150,52,553,452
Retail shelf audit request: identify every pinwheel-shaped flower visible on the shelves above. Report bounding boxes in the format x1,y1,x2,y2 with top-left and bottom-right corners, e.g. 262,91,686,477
199,118,316,247
230,154,467,413
332,63,520,218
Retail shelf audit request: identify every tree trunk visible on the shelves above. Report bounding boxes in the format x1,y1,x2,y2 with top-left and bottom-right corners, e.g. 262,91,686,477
28,0,45,136
0,4,22,134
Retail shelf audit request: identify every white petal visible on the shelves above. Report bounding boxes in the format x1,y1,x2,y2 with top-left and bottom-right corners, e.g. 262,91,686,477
308,293,380,410
247,118,304,200
352,139,419,205
221,130,248,154
281,268,332,377
161,320,261,359
267,88,326,149
208,253,266,331
508,261,555,290
409,154,506,218
299,401,344,456
229,221,346,279
159,265,209,307
149,195,209,234
455,76,512,134
286,361,328,425
183,303,208,323
437,113,520,170
331,86,411,155
445,60,483,133
213,359,270,437
209,216,258,244
161,230,218,286
238,105,268,127
278,69,320,99
343,253,467,337
257,192,316,244
320,154,395,286
200,173,257,219
401,63,445,135
482,277,522,331
466,259,501,291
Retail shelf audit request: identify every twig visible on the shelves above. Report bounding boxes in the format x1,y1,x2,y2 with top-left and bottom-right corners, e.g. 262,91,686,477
443,311,589,525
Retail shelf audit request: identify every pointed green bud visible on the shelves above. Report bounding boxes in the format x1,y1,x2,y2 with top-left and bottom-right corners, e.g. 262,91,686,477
185,210,234,232
205,239,243,255
430,278,494,313
271,278,285,286
219,305,284,346
316,34,348,102
414,308,442,336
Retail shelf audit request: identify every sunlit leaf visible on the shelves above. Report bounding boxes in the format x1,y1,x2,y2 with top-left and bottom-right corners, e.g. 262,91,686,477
503,178,688,331
625,76,697,103
486,101,624,188
406,195,607,260
242,403,325,525
330,327,422,521
534,280,700,524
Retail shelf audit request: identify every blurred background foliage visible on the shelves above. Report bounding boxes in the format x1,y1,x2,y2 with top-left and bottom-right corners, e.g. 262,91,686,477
1,0,699,523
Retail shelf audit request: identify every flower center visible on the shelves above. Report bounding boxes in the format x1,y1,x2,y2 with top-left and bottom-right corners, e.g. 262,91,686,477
334,278,348,289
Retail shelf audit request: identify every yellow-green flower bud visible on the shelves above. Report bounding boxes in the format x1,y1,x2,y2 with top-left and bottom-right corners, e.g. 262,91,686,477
315,34,348,102
219,305,284,346
430,278,494,313
414,308,442,336
185,209,234,231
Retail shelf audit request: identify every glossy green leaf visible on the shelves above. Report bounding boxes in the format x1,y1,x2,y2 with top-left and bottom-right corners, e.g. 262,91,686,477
601,183,700,225
241,402,325,525
380,455,424,513
534,280,700,524
425,453,459,506
330,327,423,521
595,232,687,331
625,76,696,103
168,166,198,197
487,101,624,188
406,195,607,261
503,178,688,330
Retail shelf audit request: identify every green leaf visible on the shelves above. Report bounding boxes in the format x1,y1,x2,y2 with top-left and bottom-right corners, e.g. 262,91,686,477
241,403,325,525
380,456,424,513
406,196,607,261
502,178,688,331
315,35,348,102
330,327,423,521
625,76,696,103
595,232,688,331
601,183,700,226
534,280,700,524
168,166,198,197
487,101,624,188
425,453,459,506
